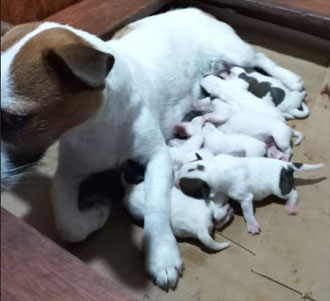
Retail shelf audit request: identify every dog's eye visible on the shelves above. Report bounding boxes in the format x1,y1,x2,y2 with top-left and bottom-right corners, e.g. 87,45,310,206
1,110,29,130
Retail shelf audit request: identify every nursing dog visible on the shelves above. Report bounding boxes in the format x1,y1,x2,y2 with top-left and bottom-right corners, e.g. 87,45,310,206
178,154,323,234
1,8,303,289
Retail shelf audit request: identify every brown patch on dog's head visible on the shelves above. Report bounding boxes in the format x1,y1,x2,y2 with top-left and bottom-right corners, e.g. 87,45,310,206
179,177,211,199
1,22,42,51
1,26,114,168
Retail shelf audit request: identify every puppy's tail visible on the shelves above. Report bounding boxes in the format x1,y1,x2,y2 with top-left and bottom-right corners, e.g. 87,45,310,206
292,129,304,145
197,230,230,251
289,102,309,119
289,162,324,171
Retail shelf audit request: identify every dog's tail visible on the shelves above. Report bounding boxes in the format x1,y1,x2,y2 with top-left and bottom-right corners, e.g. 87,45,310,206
292,129,304,145
289,162,324,171
197,229,230,251
289,102,310,119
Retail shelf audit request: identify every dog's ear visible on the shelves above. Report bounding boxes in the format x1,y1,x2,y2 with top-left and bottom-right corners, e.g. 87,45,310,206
195,153,203,160
1,21,14,36
179,177,210,199
43,43,115,90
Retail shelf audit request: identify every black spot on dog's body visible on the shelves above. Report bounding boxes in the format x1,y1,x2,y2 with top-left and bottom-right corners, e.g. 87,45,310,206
293,162,303,169
197,165,205,171
195,153,203,160
123,159,146,184
180,178,211,200
270,87,285,106
182,110,203,122
238,73,255,85
188,168,195,172
239,73,272,98
279,167,295,195
249,81,272,98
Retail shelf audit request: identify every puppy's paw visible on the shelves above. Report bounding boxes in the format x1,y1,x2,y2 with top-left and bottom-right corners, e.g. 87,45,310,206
286,203,298,215
144,231,183,291
56,200,111,242
247,221,261,235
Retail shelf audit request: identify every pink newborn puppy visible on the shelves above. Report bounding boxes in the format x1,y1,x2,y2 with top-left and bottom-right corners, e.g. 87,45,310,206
203,122,267,157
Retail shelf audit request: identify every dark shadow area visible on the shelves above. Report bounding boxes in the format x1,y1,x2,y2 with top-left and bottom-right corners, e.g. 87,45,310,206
295,177,327,186
7,169,148,290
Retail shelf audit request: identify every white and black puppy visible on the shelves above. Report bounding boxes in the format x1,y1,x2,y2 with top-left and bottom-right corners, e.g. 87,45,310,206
201,75,286,122
228,66,308,119
203,100,303,161
1,8,304,289
178,154,323,234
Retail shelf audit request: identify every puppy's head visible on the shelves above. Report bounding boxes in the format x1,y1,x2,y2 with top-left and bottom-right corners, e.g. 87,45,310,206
1,22,115,189
178,156,213,200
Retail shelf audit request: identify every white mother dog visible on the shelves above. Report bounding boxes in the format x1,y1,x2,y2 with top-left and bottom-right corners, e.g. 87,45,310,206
1,8,303,289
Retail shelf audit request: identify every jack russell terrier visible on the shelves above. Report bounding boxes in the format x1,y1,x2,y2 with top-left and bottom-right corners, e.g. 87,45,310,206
1,8,304,289
178,154,323,234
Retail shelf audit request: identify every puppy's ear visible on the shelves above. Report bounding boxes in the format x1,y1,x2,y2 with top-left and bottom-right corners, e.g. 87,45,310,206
195,153,203,160
43,43,115,90
179,178,210,199
1,21,14,36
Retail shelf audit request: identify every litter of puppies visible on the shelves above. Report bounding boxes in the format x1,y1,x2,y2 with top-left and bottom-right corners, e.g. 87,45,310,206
123,66,323,249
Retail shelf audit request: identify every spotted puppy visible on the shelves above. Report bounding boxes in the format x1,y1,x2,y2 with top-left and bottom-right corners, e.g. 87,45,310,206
201,75,286,122
228,66,308,119
122,160,232,251
178,154,323,234
204,100,303,161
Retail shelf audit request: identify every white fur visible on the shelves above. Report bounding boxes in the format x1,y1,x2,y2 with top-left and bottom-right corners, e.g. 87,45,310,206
203,122,267,157
178,154,323,234
1,8,305,289
124,183,231,251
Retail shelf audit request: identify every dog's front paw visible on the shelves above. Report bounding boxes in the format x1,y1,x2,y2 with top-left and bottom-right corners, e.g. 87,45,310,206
55,199,111,242
247,221,261,235
144,231,183,291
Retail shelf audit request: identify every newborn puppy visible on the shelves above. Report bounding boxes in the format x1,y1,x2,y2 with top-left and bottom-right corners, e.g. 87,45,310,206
122,161,232,251
201,75,286,122
202,122,267,157
203,100,303,161
178,154,324,234
228,67,308,119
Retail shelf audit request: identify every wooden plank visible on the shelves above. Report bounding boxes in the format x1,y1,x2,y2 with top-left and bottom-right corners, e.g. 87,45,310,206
1,0,82,24
173,0,330,40
1,208,134,301
46,0,172,40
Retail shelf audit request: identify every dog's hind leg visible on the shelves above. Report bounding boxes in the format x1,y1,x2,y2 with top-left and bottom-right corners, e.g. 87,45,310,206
239,193,261,235
284,189,299,215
